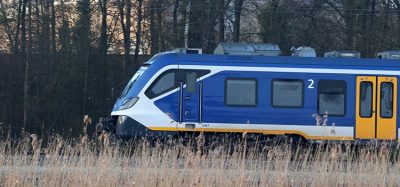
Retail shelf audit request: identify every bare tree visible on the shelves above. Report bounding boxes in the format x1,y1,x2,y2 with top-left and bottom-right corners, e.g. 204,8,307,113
14,0,23,54
50,0,56,56
156,0,165,51
20,0,27,56
217,0,225,43
134,0,143,70
76,0,92,115
393,0,400,48
99,0,108,112
149,0,158,54
23,0,32,130
99,0,108,56
0,0,15,51
233,0,244,42
172,0,180,48
117,0,132,68
59,0,70,55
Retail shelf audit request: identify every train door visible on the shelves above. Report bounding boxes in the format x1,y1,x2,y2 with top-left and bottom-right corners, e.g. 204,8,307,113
356,76,397,140
179,70,206,127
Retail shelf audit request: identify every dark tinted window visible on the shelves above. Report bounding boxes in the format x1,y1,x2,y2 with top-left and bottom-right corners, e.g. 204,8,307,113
146,70,177,98
360,82,373,118
272,79,303,107
146,69,210,99
318,80,346,116
225,79,257,106
380,82,393,118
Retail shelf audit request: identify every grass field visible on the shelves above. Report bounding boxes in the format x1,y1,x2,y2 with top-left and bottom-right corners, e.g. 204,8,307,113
1,136,400,187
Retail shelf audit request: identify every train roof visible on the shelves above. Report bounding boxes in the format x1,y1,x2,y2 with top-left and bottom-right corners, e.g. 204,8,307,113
169,53,400,69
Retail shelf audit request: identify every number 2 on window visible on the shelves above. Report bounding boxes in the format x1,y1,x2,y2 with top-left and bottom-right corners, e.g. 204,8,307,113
308,79,314,89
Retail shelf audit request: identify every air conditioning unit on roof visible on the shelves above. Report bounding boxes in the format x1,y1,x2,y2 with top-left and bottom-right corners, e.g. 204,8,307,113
214,42,281,56
291,47,317,57
324,50,360,58
377,51,400,60
173,48,202,54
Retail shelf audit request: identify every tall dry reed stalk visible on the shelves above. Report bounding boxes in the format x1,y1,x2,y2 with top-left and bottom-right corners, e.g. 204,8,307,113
0,136,399,187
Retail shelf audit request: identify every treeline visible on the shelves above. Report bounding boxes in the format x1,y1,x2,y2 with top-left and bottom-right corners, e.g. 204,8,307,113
0,0,400,137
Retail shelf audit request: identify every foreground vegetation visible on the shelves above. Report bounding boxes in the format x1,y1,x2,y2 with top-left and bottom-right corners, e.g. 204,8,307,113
1,136,400,187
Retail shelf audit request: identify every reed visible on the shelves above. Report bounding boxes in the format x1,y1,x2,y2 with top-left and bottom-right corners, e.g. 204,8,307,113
0,136,399,187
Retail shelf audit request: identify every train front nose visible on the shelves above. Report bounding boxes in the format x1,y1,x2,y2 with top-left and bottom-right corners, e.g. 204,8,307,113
115,115,176,139
115,115,151,139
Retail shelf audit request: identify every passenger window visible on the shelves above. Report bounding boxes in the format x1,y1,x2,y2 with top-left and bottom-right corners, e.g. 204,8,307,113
360,82,373,118
318,80,346,116
186,71,197,93
146,70,177,98
272,79,303,108
380,82,393,118
225,79,257,106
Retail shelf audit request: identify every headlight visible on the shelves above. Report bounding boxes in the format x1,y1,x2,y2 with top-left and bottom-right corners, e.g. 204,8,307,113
119,97,139,110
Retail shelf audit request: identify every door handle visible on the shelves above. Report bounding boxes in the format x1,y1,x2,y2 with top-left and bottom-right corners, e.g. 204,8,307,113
185,96,190,100
185,111,190,115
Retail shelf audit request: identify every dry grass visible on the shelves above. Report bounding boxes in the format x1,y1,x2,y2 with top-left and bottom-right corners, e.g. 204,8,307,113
0,136,400,187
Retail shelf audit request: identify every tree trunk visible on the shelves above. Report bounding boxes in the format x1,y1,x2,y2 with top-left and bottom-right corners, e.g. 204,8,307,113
393,0,400,48
206,0,218,53
99,0,108,112
134,0,143,70
172,0,179,48
368,0,376,56
14,0,23,54
382,0,390,49
233,0,244,42
118,0,132,68
184,0,191,48
20,0,27,56
125,0,132,67
0,0,15,50
50,0,56,55
150,1,158,55
59,0,70,55
156,0,165,51
217,0,225,43
77,0,91,115
99,0,108,56
23,0,32,130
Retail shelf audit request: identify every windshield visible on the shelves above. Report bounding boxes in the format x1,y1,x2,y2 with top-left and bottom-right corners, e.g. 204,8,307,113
120,65,148,98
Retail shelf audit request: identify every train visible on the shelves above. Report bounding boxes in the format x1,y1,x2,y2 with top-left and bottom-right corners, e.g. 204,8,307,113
108,43,400,142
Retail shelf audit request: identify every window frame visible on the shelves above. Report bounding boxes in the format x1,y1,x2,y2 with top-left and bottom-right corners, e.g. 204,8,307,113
145,69,211,99
379,82,394,119
145,69,178,99
271,79,304,108
359,81,373,118
317,80,347,117
178,69,211,93
224,78,258,107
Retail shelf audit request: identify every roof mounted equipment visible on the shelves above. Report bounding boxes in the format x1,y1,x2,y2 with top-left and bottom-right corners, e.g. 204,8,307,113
173,48,202,54
377,51,400,60
291,47,317,57
324,50,360,58
214,42,281,56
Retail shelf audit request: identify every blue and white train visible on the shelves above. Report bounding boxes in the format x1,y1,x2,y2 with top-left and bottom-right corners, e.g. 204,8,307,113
110,44,400,141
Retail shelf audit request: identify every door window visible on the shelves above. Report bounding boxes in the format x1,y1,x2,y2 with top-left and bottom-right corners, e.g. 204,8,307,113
186,71,197,93
360,82,373,118
380,82,393,118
